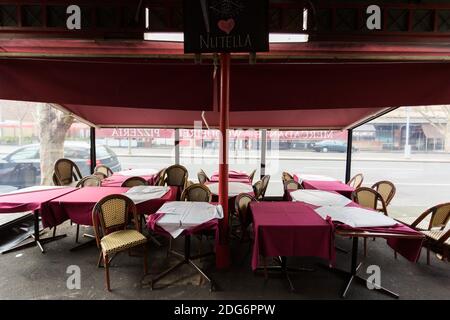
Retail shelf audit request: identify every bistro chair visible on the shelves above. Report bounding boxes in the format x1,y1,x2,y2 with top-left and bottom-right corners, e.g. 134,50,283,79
396,203,450,232
260,175,271,200
94,164,113,177
420,229,450,264
282,171,294,183
121,176,148,188
165,164,188,199
181,184,212,202
248,169,257,183
284,179,303,191
92,194,148,291
54,158,83,186
93,172,107,180
76,175,102,188
153,168,166,186
52,172,61,186
347,173,364,189
352,187,388,257
197,169,210,185
371,180,396,208
233,193,258,241
253,180,264,200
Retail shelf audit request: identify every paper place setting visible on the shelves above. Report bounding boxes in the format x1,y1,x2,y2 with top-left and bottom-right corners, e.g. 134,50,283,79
123,186,170,204
116,168,158,176
290,189,352,207
156,202,223,238
314,206,398,228
295,174,340,182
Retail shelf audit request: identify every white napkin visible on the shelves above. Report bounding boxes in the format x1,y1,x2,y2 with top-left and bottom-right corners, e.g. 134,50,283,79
315,206,398,228
156,202,223,238
290,189,351,207
124,186,170,204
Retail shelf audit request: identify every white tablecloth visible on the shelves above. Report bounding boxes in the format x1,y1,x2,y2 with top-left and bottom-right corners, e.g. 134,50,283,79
116,168,158,176
315,206,398,228
290,189,352,207
207,182,253,197
124,186,170,204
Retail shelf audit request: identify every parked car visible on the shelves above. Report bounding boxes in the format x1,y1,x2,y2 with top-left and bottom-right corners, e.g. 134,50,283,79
0,142,121,188
312,140,356,153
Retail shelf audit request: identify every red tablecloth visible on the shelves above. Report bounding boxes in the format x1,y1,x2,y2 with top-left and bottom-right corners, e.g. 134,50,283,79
210,170,252,184
0,187,77,228
47,186,177,227
250,202,335,271
300,180,354,199
101,173,157,187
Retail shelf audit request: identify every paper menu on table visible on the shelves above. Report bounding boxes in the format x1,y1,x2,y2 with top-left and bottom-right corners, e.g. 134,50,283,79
314,206,398,228
290,189,351,207
156,202,223,238
123,186,170,204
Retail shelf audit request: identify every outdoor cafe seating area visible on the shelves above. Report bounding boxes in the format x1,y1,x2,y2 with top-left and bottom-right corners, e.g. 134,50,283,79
0,159,448,299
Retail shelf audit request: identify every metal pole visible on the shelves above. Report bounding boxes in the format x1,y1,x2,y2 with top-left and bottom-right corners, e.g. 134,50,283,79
175,128,180,165
216,52,231,269
90,127,96,174
404,107,411,158
345,129,353,183
260,129,267,179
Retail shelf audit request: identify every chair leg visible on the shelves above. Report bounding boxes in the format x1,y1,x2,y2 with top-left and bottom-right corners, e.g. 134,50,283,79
97,252,103,268
104,253,111,291
75,224,80,243
394,251,397,259
52,227,56,238
364,238,367,257
426,248,431,266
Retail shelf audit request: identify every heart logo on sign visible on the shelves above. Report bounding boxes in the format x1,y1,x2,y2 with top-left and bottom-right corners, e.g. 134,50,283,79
218,18,235,34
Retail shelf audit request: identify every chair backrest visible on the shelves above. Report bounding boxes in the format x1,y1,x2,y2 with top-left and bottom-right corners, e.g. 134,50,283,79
371,180,396,206
416,202,450,230
54,158,83,186
260,175,271,198
76,175,102,188
352,187,387,215
253,180,264,200
165,165,188,187
52,172,61,186
93,172,107,180
235,193,258,226
248,169,257,183
197,169,210,184
282,171,294,182
94,164,113,177
121,176,148,187
180,184,212,202
347,173,364,188
153,168,166,186
92,195,139,247
284,179,303,191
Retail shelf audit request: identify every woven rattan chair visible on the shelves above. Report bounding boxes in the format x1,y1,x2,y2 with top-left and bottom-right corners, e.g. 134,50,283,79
284,179,303,191
371,180,396,208
259,175,271,200
76,175,102,188
253,180,264,200
282,171,294,183
352,187,388,257
54,158,83,186
181,184,212,202
248,169,257,183
234,193,258,241
347,173,364,189
153,168,166,186
94,164,113,177
121,176,148,188
52,172,61,186
165,164,188,187
396,203,450,231
93,172,107,180
92,194,148,291
197,169,210,185
421,228,450,264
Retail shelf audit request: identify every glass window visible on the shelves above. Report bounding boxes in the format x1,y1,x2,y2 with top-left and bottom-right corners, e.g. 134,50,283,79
8,145,39,161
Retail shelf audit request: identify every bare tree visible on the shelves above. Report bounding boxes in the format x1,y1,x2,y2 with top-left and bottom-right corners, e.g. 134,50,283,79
417,105,450,152
37,103,74,185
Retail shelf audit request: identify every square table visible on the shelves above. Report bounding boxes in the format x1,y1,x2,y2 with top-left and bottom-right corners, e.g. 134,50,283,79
210,170,252,184
294,174,355,198
101,170,158,187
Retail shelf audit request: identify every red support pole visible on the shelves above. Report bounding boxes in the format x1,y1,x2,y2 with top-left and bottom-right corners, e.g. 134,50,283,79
216,52,231,269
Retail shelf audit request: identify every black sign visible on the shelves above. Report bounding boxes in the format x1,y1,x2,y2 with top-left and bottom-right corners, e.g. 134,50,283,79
183,0,269,53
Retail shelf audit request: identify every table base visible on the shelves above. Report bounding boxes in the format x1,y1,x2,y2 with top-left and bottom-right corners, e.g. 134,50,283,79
255,256,315,292
148,235,216,291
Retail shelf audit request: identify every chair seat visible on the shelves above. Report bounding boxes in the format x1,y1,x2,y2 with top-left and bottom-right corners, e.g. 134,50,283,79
101,229,147,255
395,216,430,230
421,230,450,245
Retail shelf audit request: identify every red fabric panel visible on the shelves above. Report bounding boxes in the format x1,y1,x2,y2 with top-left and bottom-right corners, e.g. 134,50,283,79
0,59,213,111
230,62,450,111
63,104,384,129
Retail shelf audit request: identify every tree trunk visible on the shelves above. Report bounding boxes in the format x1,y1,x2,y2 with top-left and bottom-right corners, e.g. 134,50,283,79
37,103,74,185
